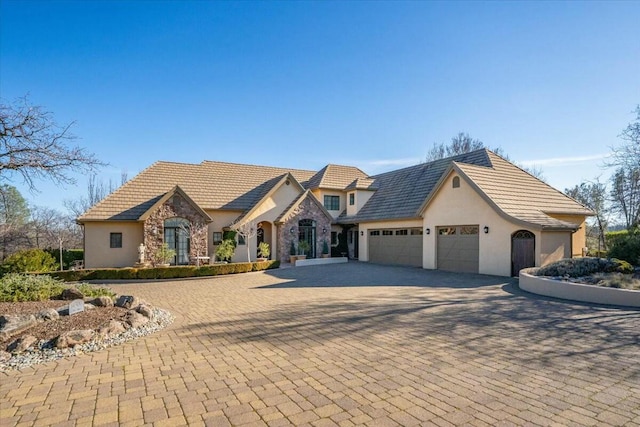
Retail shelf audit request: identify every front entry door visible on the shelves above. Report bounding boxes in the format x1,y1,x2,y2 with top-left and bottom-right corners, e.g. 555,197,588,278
298,219,316,258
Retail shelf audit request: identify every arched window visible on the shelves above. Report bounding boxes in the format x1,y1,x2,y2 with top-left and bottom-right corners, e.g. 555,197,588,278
452,176,460,188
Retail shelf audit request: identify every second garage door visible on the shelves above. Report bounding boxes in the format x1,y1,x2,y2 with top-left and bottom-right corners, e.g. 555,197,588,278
437,225,479,273
369,228,423,267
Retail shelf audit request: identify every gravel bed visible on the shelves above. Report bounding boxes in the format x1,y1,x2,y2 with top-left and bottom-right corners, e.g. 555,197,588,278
0,307,174,372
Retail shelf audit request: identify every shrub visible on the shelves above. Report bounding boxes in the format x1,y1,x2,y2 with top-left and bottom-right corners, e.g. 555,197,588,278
0,274,66,302
608,232,640,266
258,242,270,259
592,273,640,290
1,249,58,275
216,239,236,262
535,257,633,278
75,283,116,299
45,248,84,270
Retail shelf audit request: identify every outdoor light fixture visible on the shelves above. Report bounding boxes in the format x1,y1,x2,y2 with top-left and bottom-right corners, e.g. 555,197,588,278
360,231,364,236
322,227,327,234
290,227,295,234
484,226,489,234
425,228,430,235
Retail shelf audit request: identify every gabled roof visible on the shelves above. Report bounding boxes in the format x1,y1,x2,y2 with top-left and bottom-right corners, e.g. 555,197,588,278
78,161,316,221
340,150,493,223
307,164,369,190
345,177,378,191
275,190,334,224
442,151,593,229
138,185,212,222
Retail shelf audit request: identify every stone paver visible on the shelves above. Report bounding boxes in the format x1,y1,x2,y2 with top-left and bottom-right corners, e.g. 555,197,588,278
1,262,639,426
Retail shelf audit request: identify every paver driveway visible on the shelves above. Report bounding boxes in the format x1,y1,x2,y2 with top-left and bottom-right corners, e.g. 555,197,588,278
1,262,639,426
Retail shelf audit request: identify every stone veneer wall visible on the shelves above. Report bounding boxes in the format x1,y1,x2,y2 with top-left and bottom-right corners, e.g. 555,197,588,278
143,194,209,264
278,196,332,263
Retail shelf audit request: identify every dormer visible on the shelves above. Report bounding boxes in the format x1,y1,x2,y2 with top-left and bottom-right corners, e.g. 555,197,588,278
345,177,378,216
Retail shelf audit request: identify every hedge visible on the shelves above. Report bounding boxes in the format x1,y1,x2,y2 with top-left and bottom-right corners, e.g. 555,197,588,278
38,260,280,282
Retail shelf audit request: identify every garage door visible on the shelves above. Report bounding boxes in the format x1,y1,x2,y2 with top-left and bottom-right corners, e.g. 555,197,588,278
437,225,479,273
369,228,423,267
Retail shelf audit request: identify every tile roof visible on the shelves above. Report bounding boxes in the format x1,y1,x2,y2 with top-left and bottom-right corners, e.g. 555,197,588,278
340,150,493,223
345,177,378,191
453,151,593,229
307,164,369,190
78,161,316,221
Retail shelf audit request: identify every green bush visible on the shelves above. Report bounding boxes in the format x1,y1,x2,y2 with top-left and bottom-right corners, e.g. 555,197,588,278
41,260,280,282
75,283,116,299
45,248,84,270
535,257,633,277
0,274,66,302
607,232,640,266
215,239,236,262
1,249,58,275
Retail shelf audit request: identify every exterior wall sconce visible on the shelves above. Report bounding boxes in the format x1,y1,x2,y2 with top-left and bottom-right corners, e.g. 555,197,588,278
290,227,295,234
360,231,364,236
322,227,327,234
484,226,489,234
425,228,430,235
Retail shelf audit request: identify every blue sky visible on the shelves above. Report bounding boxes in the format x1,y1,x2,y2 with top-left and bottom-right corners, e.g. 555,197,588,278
1,0,639,213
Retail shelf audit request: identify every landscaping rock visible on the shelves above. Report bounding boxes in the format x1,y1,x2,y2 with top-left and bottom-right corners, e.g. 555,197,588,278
115,295,140,309
61,287,85,300
0,350,11,363
0,314,37,341
136,304,154,319
97,320,128,337
36,308,60,322
123,310,149,328
84,303,96,310
55,330,94,348
7,335,38,353
92,296,114,307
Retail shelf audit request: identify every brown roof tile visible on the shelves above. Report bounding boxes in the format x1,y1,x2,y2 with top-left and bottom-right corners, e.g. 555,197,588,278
307,164,369,190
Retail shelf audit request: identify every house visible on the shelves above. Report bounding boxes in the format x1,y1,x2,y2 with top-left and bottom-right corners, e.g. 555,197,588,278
77,149,593,276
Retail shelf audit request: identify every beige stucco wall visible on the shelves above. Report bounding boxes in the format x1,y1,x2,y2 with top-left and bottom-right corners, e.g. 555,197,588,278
422,173,537,276
540,231,571,266
84,222,143,268
357,219,424,262
312,189,344,219
547,213,587,257
206,210,243,260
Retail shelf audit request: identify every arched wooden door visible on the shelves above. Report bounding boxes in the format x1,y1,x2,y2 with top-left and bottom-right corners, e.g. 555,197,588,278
511,230,535,276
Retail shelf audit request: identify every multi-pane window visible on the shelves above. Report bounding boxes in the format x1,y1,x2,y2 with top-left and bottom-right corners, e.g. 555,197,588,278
370,230,380,236
110,232,122,248
382,230,393,236
213,232,223,245
395,229,408,236
349,193,355,206
238,235,246,245
324,195,340,210
331,231,338,245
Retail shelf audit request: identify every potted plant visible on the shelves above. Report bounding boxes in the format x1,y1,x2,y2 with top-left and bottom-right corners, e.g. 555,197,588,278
154,243,176,267
257,242,270,262
322,240,330,258
289,241,297,264
298,240,310,260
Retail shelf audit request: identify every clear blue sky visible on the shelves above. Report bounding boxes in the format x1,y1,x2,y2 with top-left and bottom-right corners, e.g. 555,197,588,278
1,0,639,213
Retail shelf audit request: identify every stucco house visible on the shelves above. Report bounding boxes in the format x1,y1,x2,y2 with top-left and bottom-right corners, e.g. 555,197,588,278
78,149,593,276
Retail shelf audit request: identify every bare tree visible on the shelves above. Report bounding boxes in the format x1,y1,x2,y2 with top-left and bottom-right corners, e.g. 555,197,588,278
425,133,485,162
610,168,640,229
607,105,640,170
0,96,104,190
0,184,31,259
64,172,128,217
565,179,610,252
178,220,209,266
231,220,258,262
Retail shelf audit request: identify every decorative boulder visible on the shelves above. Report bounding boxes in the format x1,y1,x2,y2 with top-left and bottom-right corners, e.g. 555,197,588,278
97,320,128,337
84,303,96,311
123,310,149,328
0,314,37,341
7,335,38,353
91,296,114,307
115,295,140,309
36,308,60,322
55,329,94,348
61,287,85,301
136,304,154,319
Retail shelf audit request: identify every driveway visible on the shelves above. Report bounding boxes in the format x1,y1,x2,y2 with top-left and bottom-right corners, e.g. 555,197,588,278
1,262,639,426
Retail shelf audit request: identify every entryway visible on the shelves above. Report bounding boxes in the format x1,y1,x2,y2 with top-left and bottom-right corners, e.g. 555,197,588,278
511,230,535,276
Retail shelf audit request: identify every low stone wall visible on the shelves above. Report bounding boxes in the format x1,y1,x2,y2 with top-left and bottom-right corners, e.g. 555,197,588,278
295,257,348,267
519,268,640,308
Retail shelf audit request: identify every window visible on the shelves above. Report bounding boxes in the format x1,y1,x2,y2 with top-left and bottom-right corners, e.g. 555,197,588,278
395,229,408,235
213,232,223,245
452,176,460,188
438,227,457,235
370,230,380,236
324,195,340,210
110,232,122,248
348,231,353,244
331,231,338,245
237,235,246,245
461,226,479,235
410,228,423,235
382,230,393,236
349,193,355,206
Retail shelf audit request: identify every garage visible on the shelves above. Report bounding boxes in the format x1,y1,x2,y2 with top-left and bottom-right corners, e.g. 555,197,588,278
437,225,479,273
369,228,423,267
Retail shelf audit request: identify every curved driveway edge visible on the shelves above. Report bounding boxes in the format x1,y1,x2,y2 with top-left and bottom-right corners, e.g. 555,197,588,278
1,263,639,426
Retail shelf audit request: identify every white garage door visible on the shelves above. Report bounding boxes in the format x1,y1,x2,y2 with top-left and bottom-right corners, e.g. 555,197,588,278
369,228,423,267
437,225,479,273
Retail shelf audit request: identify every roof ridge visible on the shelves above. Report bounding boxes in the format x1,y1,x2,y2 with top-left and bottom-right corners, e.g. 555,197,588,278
201,159,316,174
